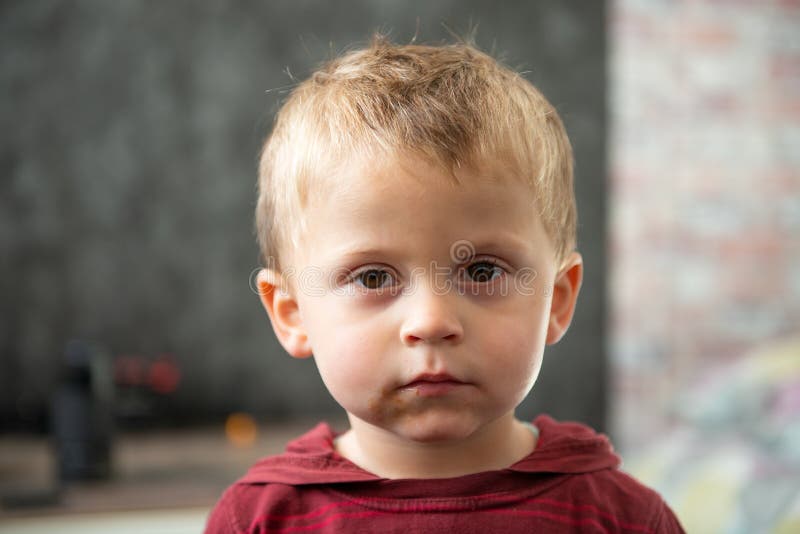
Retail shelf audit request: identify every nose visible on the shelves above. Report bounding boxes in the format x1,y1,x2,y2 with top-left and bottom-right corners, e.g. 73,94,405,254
399,283,464,346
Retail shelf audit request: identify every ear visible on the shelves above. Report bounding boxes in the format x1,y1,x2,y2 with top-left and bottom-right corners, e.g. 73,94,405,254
545,252,583,345
255,269,313,359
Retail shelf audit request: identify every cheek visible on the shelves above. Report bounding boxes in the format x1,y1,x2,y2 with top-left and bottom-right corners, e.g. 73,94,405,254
477,301,549,388
301,302,388,395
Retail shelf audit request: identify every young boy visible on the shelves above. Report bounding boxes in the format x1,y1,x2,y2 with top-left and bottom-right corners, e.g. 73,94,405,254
206,34,684,533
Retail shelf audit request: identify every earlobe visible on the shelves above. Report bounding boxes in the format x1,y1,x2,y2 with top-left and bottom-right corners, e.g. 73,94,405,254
545,252,583,345
256,269,313,359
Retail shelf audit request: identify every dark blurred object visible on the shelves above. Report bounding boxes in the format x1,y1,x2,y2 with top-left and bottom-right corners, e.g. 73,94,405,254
50,340,113,481
1,487,61,510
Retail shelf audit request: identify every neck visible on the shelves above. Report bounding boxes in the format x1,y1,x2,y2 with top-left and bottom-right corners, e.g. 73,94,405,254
334,413,537,479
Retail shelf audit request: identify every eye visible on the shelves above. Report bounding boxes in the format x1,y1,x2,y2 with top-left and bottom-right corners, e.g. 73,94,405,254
351,268,395,290
462,260,504,283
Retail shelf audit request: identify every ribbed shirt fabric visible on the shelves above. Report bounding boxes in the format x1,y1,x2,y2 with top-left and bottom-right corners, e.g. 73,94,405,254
205,414,684,533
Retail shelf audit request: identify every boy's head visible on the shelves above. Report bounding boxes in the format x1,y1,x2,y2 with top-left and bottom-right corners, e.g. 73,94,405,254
256,33,576,274
254,34,583,447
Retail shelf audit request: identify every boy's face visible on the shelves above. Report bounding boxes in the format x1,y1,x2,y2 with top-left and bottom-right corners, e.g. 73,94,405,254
258,153,582,444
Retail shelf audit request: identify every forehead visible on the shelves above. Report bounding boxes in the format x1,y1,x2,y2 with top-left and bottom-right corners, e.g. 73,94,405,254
289,152,550,264
310,150,531,213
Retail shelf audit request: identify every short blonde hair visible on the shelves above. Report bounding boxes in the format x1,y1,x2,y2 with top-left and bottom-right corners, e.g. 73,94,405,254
256,33,576,271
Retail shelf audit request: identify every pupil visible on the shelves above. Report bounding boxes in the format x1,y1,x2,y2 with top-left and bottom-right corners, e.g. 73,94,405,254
469,263,495,282
363,271,386,288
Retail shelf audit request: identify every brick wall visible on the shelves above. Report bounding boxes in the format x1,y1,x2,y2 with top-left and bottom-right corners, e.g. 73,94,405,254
610,0,800,450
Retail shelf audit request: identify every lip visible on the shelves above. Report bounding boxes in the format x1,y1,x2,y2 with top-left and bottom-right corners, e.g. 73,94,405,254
408,372,460,384
400,373,468,397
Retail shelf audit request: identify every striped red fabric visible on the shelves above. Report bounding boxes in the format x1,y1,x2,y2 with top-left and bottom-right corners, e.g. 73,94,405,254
206,415,684,533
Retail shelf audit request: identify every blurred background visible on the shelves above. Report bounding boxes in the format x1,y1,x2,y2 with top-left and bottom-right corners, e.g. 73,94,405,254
0,1,797,532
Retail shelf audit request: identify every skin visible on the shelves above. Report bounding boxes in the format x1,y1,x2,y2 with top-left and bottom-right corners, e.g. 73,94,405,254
257,152,583,479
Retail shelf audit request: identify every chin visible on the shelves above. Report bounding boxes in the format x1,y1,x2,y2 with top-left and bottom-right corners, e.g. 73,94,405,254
395,416,480,444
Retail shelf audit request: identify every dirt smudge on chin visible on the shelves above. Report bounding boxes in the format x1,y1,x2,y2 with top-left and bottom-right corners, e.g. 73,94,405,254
368,385,465,428
367,385,414,424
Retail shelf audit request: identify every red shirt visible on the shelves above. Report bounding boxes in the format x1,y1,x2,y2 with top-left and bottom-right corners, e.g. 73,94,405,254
205,415,684,533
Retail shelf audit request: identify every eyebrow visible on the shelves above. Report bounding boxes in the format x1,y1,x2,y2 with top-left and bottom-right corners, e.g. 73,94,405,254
329,246,404,264
468,234,532,254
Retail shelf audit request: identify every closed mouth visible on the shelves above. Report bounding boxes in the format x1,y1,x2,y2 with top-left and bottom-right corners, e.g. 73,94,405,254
398,373,473,398
401,379,467,398
403,373,463,387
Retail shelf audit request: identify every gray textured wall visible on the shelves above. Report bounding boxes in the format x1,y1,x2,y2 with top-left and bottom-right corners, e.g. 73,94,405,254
1,1,607,430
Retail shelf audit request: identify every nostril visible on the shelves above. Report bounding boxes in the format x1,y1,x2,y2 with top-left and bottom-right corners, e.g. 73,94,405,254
402,328,462,346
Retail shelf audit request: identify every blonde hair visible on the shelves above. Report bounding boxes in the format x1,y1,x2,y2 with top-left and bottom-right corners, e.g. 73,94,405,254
256,33,576,271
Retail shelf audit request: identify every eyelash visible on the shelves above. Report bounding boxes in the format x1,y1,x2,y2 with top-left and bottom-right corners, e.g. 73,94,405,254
347,265,398,290
458,258,506,284
345,257,508,291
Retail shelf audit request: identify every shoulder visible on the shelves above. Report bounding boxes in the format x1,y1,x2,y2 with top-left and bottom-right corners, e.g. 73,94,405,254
542,461,685,533
526,415,685,532
205,480,306,534
204,422,378,534
575,467,673,510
